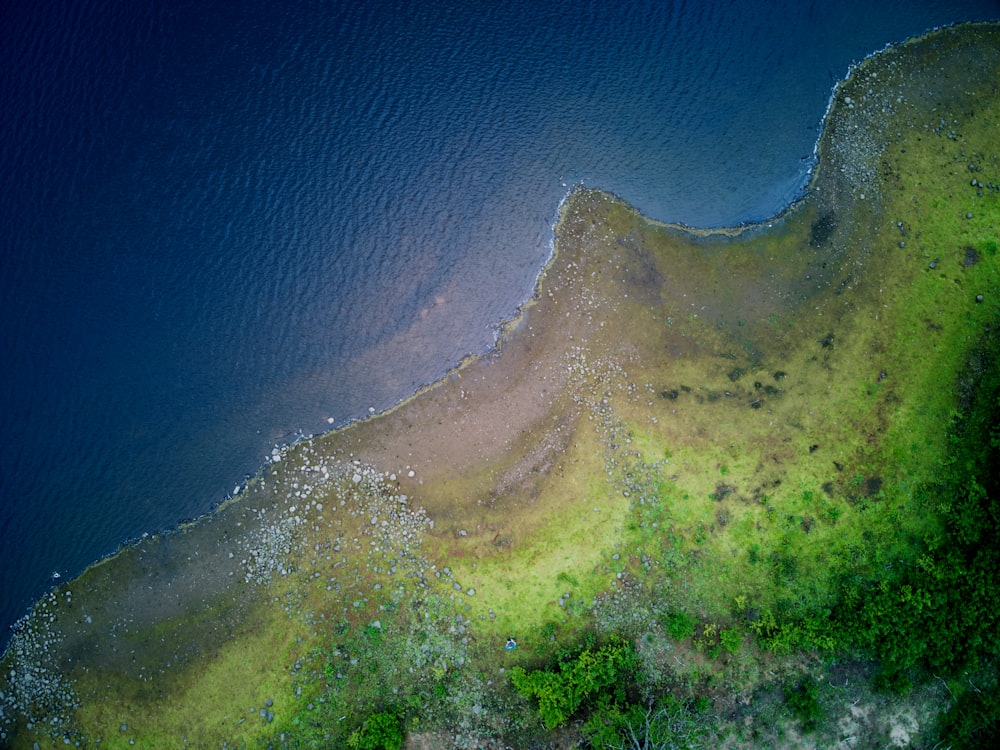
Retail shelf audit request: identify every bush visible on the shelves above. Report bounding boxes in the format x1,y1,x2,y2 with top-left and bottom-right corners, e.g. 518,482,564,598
784,677,821,732
663,611,695,640
510,637,637,729
719,628,742,655
347,710,404,750
583,697,712,749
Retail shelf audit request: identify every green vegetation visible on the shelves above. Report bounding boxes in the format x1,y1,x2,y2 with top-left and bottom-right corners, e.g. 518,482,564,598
784,677,821,733
1,21,998,750
937,666,1000,749
347,710,404,750
831,330,1000,676
663,611,695,641
510,637,636,729
583,698,713,750
509,640,714,748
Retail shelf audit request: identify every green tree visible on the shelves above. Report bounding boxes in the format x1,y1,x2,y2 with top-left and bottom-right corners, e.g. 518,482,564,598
784,677,821,732
510,637,637,729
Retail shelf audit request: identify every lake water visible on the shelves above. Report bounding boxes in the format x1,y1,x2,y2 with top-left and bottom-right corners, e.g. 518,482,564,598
2,0,997,645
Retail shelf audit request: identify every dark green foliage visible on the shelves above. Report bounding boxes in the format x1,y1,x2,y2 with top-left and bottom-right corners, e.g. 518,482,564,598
581,695,629,749
873,666,913,695
937,666,1000,750
784,677,821,732
347,710,405,750
663,611,695,641
363,623,384,645
583,697,711,749
509,637,637,729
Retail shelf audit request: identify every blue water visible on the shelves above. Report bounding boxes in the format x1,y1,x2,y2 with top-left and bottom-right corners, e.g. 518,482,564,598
2,0,997,645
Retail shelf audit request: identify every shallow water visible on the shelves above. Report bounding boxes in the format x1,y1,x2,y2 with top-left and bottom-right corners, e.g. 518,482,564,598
1,0,997,644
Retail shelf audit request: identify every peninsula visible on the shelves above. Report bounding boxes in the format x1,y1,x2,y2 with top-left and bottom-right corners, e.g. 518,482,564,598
2,22,998,749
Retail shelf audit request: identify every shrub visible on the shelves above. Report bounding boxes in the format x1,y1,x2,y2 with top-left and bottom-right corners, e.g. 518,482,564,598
663,611,695,641
583,697,712,749
347,710,404,750
784,677,821,732
510,637,637,729
720,628,742,655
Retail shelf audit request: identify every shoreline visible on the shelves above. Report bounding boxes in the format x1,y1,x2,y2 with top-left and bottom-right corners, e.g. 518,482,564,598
2,20,998,748
0,16,959,641
1,13,989,652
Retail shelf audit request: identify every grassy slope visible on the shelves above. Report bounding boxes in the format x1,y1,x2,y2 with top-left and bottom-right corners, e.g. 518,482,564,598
1,22,998,750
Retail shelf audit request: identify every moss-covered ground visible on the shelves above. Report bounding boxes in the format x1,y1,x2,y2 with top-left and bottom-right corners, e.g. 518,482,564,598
2,21,998,750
